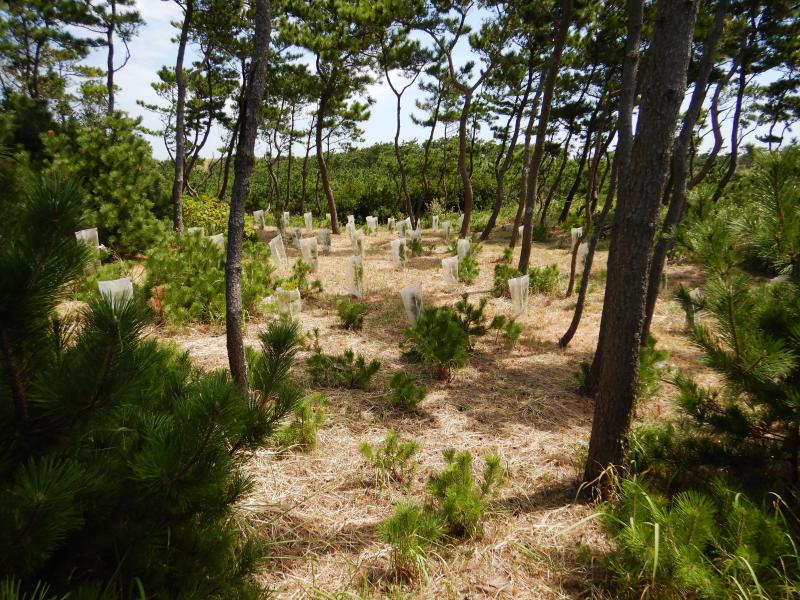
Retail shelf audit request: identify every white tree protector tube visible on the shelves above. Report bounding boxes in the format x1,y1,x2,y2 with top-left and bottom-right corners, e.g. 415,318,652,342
570,227,583,250
442,255,459,287
355,229,366,259
209,233,224,249
283,211,291,228
347,214,355,227
391,238,406,268
410,228,421,241
253,209,265,229
456,238,470,259
269,233,288,265
400,283,423,326
458,213,464,230
442,221,451,242
304,211,313,231
275,286,302,319
577,241,588,267
290,227,302,249
518,224,525,240
186,227,205,236
316,229,331,254
387,217,396,232
75,227,100,248
366,216,378,235
98,277,133,306
396,218,407,238
346,255,364,298
299,237,319,271
508,274,529,317
432,215,439,231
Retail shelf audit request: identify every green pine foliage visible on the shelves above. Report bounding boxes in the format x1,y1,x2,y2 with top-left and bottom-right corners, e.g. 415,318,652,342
407,236,423,257
426,449,504,538
306,333,380,389
146,233,274,325
0,174,300,597
44,114,167,255
454,293,490,347
637,336,669,401
359,430,420,483
402,306,470,380
378,503,443,581
528,264,560,295
336,297,367,330
274,393,327,452
184,193,259,242
488,315,523,349
598,477,800,599
387,371,427,411
492,264,520,297
281,259,323,298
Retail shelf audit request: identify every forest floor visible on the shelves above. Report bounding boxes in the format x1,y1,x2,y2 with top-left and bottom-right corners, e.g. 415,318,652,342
158,224,709,599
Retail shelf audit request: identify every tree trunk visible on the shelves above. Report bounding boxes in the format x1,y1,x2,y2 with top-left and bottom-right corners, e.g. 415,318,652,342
640,0,729,343
518,0,573,272
481,63,539,241
393,91,414,224
171,0,193,232
226,0,271,395
583,0,698,487
419,86,442,217
557,111,597,223
300,119,313,213
106,0,116,115
457,92,473,237
316,94,339,233
286,104,295,212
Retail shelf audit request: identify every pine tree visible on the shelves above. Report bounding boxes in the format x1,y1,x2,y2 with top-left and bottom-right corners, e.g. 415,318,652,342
0,172,301,596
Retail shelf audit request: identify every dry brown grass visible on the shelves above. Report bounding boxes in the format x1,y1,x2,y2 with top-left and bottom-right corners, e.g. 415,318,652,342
155,224,708,599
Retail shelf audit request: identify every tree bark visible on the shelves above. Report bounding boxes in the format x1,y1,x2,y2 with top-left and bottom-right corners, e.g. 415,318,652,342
557,110,597,223
583,0,698,487
106,0,117,115
316,93,339,233
226,0,271,395
171,0,193,233
640,0,729,343
300,119,313,213
518,0,573,272
456,92,473,237
419,84,442,217
286,103,295,212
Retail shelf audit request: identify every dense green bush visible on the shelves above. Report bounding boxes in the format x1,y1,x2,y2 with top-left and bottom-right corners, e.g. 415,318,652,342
0,174,299,597
359,430,420,483
336,297,367,330
45,114,168,255
146,233,274,325
184,193,259,241
387,371,427,411
378,502,443,580
306,333,380,389
275,393,327,452
528,264,560,295
402,306,470,380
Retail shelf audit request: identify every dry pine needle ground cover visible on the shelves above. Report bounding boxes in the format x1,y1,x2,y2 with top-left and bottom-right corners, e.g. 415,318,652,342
156,225,708,599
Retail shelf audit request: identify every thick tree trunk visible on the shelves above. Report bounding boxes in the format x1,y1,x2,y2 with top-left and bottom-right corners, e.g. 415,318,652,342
106,0,116,115
640,0,728,343
583,0,698,487
316,95,339,233
457,93,473,237
171,0,193,232
518,0,573,271
226,0,271,395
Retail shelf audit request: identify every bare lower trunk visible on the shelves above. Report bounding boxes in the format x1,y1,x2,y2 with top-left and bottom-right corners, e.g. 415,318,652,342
106,0,116,115
583,0,698,488
316,97,339,233
226,0,271,394
518,0,573,271
171,0,194,232
457,93,473,237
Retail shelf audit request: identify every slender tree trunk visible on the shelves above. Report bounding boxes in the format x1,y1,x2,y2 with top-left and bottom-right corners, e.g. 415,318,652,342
560,158,618,348
226,0,271,395
457,92,473,237
583,0,698,487
640,0,728,343
558,111,597,223
316,94,339,233
300,119,313,213
539,126,573,225
286,104,295,212
510,72,541,249
518,0,573,272
393,91,414,224
420,87,442,216
171,0,194,232
481,64,539,241
218,120,239,200
106,0,116,115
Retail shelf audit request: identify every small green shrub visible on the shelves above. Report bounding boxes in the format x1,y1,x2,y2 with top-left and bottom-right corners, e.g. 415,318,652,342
146,233,274,324
306,334,380,389
359,430,420,483
184,193,258,242
598,477,800,599
407,236,423,257
532,222,550,242
281,259,322,298
454,293,490,347
528,264,560,295
427,448,504,537
493,264,522,297
336,297,367,330
388,371,427,411
402,306,470,380
275,393,326,452
71,259,138,303
451,240,481,283
500,246,513,263
378,503,443,580
489,315,523,349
